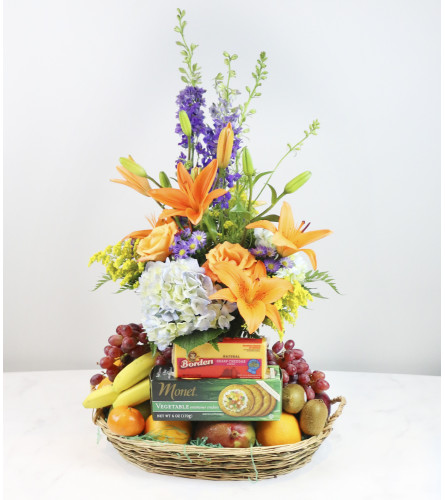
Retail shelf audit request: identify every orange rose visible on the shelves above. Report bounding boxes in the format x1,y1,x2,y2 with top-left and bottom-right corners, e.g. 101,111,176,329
136,220,178,262
203,242,258,282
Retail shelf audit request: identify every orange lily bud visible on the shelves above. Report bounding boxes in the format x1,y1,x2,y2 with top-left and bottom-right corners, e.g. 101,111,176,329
119,156,148,178
216,122,234,168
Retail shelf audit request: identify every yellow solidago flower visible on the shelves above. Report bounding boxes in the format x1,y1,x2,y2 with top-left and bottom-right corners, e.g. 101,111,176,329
264,278,313,340
89,239,143,291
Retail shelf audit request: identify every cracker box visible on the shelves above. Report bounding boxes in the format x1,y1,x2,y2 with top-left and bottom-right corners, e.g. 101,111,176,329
172,337,267,379
150,365,282,421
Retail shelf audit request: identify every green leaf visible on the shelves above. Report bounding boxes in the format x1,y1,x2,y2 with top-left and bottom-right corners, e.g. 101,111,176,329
203,213,218,242
252,170,273,186
267,184,278,204
260,214,280,222
172,329,224,354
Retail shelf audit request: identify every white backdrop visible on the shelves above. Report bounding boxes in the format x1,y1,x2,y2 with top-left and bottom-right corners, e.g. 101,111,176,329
4,0,440,374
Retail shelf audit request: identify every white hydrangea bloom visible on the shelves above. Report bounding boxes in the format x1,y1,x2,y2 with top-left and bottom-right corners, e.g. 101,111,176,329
276,253,311,284
253,228,275,249
138,258,235,349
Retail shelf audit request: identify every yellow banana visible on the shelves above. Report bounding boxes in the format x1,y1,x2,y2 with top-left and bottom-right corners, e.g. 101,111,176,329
82,384,117,409
112,352,157,393
112,378,151,408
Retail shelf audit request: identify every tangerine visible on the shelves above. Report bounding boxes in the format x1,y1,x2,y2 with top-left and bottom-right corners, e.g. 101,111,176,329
97,377,112,389
107,406,145,436
145,416,192,444
256,412,302,446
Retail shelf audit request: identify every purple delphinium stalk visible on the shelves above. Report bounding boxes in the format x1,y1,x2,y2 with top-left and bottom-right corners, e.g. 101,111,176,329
264,258,280,274
226,171,242,188
175,86,207,164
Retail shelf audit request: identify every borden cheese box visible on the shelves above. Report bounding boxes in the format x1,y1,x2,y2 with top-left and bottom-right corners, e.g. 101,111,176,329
150,365,282,421
172,337,267,379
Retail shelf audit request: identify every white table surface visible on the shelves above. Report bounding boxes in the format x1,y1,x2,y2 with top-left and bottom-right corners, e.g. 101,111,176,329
3,369,441,500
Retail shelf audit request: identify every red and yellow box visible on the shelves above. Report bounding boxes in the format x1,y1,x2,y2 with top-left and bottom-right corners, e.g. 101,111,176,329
172,338,267,379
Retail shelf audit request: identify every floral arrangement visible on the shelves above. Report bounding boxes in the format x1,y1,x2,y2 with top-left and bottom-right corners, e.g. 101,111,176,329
89,8,339,355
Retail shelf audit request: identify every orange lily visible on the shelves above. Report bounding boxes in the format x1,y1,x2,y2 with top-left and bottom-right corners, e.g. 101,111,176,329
209,262,293,334
217,122,234,168
110,156,152,197
246,202,332,269
148,159,227,225
122,214,168,241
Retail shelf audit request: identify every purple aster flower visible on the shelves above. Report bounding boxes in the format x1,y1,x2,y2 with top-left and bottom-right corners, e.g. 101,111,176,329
265,247,277,258
190,231,207,249
279,256,294,269
249,246,269,258
171,240,190,259
264,258,280,274
180,227,192,239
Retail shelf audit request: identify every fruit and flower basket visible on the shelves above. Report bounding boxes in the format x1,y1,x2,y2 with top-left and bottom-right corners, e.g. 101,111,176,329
83,9,346,481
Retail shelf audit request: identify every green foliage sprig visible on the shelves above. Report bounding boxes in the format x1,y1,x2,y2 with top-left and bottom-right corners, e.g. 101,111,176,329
303,270,340,299
239,51,268,132
251,119,320,219
214,52,240,105
174,8,201,86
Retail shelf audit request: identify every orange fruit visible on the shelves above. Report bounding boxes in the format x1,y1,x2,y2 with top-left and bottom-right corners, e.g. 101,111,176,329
107,406,145,436
97,377,112,389
256,412,302,446
145,416,192,444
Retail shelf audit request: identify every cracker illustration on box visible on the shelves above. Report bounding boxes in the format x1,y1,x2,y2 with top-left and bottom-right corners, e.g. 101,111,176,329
218,385,255,417
218,383,277,417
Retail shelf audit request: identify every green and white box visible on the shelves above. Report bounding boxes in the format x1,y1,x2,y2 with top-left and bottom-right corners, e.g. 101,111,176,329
150,365,282,421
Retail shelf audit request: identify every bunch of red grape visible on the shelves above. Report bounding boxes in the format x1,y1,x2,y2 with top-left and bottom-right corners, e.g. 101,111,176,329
268,340,331,408
89,323,150,386
155,346,173,367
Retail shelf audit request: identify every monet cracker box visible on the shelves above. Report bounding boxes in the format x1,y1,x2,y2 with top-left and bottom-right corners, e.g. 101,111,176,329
172,337,267,379
151,365,282,421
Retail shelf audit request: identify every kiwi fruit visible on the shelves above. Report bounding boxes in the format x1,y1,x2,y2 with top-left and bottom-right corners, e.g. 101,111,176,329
282,384,306,414
299,399,328,436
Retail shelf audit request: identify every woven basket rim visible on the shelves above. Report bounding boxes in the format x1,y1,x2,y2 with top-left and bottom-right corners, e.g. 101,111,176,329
93,395,346,454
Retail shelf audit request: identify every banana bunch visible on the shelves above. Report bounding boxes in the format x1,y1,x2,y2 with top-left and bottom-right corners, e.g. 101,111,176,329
82,352,157,409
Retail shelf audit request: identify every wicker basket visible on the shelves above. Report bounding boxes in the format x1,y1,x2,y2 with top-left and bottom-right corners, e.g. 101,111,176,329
93,395,346,481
